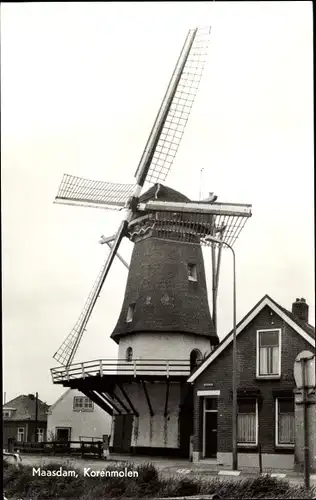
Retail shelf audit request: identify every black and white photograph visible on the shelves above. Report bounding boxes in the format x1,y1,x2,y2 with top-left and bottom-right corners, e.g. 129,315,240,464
2,1,315,499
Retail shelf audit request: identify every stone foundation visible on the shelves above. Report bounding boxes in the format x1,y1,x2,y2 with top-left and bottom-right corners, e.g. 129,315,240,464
216,452,294,470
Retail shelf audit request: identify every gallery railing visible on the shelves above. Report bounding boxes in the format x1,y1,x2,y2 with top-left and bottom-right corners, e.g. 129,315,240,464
51,358,191,383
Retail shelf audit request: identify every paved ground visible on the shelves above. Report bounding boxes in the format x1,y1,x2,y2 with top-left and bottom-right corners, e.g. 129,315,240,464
16,453,316,487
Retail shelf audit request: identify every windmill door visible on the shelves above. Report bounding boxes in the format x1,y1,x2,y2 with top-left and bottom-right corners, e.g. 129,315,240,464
203,398,218,458
112,415,133,453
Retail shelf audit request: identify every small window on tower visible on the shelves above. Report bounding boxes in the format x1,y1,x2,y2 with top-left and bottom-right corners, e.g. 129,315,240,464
188,263,197,281
126,304,135,323
126,347,133,362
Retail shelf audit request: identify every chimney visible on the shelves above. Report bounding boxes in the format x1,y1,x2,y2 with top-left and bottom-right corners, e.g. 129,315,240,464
28,394,35,400
292,298,309,322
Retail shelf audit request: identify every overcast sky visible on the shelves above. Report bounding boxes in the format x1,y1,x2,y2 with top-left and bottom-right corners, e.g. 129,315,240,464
2,1,314,405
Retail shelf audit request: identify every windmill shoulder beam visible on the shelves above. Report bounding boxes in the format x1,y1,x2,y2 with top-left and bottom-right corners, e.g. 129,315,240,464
99,234,116,244
138,201,252,217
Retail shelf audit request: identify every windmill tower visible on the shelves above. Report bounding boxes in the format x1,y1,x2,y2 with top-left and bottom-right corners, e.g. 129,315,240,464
51,27,252,456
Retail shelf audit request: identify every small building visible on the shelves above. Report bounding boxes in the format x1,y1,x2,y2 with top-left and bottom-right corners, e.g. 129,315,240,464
188,295,315,469
47,388,112,444
3,394,49,448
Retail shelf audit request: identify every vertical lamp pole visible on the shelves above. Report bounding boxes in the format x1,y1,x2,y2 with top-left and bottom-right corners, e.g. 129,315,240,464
301,359,310,489
205,236,238,470
35,392,38,443
294,351,315,490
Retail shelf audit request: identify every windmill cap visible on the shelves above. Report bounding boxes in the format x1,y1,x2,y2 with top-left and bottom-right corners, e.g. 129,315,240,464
139,183,190,204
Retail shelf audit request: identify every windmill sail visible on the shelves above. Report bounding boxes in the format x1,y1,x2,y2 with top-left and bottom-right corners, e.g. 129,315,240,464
143,27,211,186
54,174,135,210
135,27,211,188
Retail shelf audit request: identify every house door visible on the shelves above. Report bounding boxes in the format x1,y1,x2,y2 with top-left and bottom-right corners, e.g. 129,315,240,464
112,415,133,453
203,398,218,458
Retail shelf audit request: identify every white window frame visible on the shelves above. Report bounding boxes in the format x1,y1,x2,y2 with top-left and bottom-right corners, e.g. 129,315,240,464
188,263,197,282
37,428,44,442
237,399,258,447
197,390,220,397
126,304,135,323
256,328,281,379
73,396,94,411
3,410,11,417
275,398,295,448
17,427,25,442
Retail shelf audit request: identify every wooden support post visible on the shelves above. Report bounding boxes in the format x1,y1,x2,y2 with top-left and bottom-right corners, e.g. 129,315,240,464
164,381,170,417
142,380,154,417
118,384,139,417
98,391,122,415
112,391,131,414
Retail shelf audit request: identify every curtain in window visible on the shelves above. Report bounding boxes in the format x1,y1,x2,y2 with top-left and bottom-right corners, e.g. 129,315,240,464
279,413,294,443
259,346,279,375
237,414,256,443
17,428,25,442
37,429,44,443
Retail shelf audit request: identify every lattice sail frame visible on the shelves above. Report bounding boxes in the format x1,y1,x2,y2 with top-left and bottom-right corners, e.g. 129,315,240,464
53,260,109,366
144,27,211,186
55,174,135,211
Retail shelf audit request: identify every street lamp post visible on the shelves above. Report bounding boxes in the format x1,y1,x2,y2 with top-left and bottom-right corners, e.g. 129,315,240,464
205,235,238,471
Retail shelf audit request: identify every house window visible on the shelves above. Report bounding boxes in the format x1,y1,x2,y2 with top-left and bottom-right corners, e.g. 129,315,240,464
3,410,11,418
126,304,135,323
73,396,94,411
237,399,258,446
276,398,295,447
257,329,281,377
188,263,197,281
17,427,25,442
37,428,44,443
126,347,133,362
56,427,71,441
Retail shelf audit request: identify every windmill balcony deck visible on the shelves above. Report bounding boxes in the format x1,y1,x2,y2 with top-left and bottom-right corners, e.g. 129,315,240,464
51,358,191,386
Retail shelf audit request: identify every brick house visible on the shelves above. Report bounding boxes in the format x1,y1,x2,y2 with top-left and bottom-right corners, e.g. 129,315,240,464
3,394,50,449
188,295,315,469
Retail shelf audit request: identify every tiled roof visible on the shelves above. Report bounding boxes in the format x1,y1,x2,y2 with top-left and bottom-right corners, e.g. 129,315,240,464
3,394,50,422
188,294,315,383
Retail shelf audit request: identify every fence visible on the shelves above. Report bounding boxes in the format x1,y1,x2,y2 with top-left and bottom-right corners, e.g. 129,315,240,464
13,440,103,458
51,358,191,383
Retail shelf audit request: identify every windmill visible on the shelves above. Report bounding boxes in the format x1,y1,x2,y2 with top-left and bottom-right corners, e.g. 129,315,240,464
51,27,252,457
